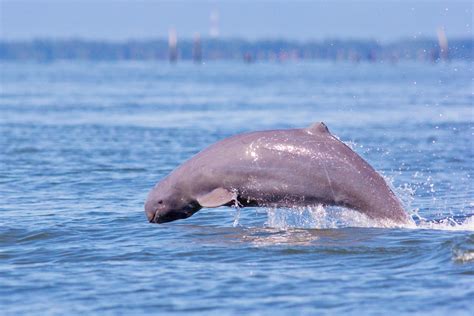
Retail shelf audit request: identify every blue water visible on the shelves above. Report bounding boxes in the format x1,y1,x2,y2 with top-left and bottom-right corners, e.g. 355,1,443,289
1,61,473,315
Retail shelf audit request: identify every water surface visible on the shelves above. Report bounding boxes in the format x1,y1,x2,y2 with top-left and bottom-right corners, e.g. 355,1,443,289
0,61,473,315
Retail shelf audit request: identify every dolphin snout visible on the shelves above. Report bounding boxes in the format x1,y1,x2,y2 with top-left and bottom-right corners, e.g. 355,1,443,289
144,200,157,222
145,209,157,223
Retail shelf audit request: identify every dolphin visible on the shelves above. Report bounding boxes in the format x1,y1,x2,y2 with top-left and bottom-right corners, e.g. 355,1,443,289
145,122,410,225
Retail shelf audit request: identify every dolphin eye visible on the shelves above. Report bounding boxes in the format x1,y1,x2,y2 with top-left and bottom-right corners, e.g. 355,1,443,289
158,200,163,204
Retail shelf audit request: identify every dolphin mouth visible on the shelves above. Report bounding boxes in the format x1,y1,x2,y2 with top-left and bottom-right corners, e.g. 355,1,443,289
151,211,191,224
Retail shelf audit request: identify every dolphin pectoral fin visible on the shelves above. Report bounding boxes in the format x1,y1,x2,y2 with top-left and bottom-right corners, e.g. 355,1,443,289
197,188,235,208
305,122,330,135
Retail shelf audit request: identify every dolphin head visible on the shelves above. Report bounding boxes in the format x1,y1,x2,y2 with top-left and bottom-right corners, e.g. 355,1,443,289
144,180,200,224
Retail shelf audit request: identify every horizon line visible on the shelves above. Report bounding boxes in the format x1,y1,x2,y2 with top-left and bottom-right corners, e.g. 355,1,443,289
1,36,473,44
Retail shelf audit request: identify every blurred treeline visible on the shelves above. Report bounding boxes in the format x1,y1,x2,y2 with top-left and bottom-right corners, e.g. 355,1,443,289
0,38,472,62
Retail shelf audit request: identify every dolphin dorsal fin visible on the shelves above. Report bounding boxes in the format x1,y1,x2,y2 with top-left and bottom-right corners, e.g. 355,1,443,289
306,122,330,135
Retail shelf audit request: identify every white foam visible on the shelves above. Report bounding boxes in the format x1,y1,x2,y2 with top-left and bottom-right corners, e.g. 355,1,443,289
452,248,474,263
263,205,474,231
264,205,412,229
415,215,474,232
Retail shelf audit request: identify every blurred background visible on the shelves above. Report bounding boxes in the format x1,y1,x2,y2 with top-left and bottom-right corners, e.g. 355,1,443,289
0,0,472,62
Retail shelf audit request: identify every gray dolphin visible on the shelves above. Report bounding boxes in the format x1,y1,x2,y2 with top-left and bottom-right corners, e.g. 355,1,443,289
145,122,410,225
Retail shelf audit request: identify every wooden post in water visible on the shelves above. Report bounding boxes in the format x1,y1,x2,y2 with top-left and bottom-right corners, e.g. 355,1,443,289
193,33,202,64
437,27,449,61
168,28,178,63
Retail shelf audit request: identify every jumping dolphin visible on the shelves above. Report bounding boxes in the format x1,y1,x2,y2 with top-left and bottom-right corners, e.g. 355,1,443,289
145,122,410,225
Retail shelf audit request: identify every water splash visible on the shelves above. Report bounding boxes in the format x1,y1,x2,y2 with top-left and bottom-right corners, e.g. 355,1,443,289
415,214,474,231
232,190,242,227
265,205,408,229
263,205,474,231
232,206,241,227
382,174,474,231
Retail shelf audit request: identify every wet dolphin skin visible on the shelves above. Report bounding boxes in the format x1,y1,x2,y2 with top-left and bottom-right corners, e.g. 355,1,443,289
145,122,410,225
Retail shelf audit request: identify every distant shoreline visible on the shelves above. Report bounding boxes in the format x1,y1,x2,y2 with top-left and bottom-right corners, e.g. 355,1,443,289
0,38,472,62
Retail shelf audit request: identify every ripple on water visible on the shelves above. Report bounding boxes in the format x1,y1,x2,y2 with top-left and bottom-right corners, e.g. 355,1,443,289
1,61,473,315
451,234,474,264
